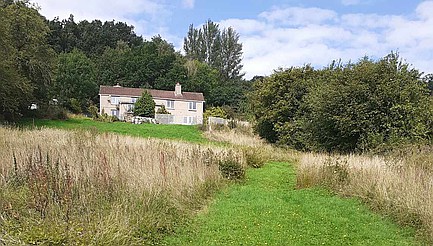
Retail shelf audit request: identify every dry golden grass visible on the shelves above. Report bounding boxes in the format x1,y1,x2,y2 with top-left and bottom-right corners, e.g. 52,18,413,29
0,127,246,244
0,127,245,192
297,151,433,242
204,128,266,147
204,128,297,164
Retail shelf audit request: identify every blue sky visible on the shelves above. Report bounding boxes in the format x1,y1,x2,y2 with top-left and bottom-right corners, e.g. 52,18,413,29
33,0,433,79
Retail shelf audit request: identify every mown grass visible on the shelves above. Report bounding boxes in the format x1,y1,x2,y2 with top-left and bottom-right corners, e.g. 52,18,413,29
19,117,206,143
163,162,418,245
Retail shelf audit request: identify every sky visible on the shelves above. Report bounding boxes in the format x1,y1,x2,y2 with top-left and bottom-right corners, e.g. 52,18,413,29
31,0,433,79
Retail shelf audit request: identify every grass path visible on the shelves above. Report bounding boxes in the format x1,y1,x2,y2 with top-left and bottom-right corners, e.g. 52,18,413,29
163,162,418,245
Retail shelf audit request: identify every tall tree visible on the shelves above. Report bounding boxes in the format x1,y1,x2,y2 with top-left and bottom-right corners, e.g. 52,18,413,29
0,0,55,120
47,16,143,56
53,49,97,111
183,24,202,61
220,27,244,80
96,40,133,86
183,20,244,81
0,3,32,120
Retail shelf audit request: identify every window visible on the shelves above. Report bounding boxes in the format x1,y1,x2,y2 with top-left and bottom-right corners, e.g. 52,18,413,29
126,104,134,112
166,100,175,109
188,101,197,110
111,109,119,118
111,96,120,105
183,116,195,125
131,97,138,103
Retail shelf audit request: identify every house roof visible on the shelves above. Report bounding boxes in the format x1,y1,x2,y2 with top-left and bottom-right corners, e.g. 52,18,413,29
99,85,205,102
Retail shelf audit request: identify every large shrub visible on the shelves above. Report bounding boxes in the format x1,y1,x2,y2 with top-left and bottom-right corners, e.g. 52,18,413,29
133,91,156,118
307,54,432,152
249,65,315,147
250,53,433,152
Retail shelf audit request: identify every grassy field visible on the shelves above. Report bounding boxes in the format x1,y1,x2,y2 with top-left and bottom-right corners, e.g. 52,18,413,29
0,127,245,245
3,119,426,245
297,151,433,243
163,162,418,245
20,117,206,143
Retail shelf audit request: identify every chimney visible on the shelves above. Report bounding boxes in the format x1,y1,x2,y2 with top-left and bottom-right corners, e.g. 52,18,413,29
175,82,182,96
114,83,121,87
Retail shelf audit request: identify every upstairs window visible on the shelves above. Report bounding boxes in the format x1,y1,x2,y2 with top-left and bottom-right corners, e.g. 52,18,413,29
131,97,138,103
188,101,197,110
111,96,120,105
167,100,175,109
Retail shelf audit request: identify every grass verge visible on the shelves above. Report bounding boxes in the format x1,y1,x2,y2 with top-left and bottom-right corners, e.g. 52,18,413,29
163,162,418,245
297,151,433,243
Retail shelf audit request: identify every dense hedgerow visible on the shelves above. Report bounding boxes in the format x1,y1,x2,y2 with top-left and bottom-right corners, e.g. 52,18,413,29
250,53,433,152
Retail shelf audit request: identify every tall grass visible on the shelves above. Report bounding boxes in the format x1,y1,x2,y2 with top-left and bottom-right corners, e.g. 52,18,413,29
0,127,245,245
204,128,297,166
296,150,433,242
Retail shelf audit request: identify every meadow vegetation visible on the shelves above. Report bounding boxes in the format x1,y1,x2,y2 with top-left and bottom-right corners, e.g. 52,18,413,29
1,119,427,244
0,127,246,245
296,148,433,243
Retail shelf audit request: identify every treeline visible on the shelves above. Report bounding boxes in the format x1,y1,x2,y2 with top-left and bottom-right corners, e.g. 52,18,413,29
0,0,249,121
250,53,433,152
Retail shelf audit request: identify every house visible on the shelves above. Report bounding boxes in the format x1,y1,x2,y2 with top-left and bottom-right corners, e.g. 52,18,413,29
99,83,204,125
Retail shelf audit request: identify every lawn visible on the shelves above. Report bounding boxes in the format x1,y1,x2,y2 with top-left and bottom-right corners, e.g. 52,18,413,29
163,162,419,245
20,117,206,143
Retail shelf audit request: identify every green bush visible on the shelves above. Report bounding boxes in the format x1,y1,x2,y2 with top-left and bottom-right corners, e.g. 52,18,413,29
134,91,155,118
203,106,227,125
250,53,433,152
88,105,99,119
218,159,245,180
156,105,170,114
243,147,266,168
69,98,82,114
96,113,117,123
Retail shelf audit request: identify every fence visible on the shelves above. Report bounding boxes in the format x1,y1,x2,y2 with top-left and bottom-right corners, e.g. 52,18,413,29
207,116,250,131
155,114,175,124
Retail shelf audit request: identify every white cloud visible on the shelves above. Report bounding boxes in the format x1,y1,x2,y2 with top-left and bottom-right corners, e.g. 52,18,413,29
226,1,433,79
259,7,338,26
416,0,433,20
182,0,195,9
31,0,170,38
218,19,268,34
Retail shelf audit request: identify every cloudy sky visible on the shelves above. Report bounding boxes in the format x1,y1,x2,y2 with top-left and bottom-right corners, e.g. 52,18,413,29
32,0,433,79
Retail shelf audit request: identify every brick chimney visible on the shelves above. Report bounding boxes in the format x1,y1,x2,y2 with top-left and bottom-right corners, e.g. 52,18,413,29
175,82,182,96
